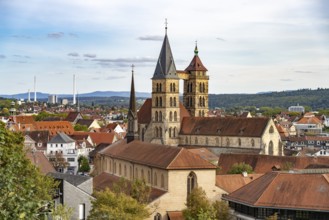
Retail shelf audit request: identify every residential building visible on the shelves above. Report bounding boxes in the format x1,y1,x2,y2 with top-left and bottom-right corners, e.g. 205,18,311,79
288,104,305,113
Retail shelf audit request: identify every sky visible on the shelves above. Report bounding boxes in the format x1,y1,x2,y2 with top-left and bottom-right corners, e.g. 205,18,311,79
0,0,328,95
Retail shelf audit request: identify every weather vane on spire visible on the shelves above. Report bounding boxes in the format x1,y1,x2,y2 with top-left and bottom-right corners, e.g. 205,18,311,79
165,18,168,34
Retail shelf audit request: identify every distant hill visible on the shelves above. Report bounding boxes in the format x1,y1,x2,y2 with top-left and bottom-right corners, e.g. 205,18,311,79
1,88,329,110
209,88,329,110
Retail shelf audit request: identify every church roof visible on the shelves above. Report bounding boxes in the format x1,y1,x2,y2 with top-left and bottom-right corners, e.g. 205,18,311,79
152,34,179,79
223,172,329,211
99,140,216,170
137,99,190,124
185,45,208,72
180,117,270,137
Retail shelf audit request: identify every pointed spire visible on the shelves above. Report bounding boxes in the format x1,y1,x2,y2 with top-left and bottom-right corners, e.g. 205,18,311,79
129,64,136,114
127,64,139,143
185,43,208,72
152,20,178,79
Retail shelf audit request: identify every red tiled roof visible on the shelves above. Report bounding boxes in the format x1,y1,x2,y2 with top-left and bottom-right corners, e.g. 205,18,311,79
26,151,56,174
180,117,270,137
185,53,208,71
296,116,322,124
15,115,35,124
218,153,329,174
167,211,184,220
93,172,167,202
65,112,81,122
34,121,74,136
100,140,216,170
223,172,329,211
73,131,115,145
216,174,264,193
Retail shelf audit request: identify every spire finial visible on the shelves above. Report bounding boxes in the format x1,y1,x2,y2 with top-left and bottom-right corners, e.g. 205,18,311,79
165,18,168,34
131,64,135,73
194,40,199,56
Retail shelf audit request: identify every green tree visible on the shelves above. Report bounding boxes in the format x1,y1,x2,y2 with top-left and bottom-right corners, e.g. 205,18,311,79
48,153,70,172
74,124,89,131
78,155,91,173
0,122,57,219
227,162,253,174
51,204,73,220
183,187,232,220
1,107,9,116
88,188,150,220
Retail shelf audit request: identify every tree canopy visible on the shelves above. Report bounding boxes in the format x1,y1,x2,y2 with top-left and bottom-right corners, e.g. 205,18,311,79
78,155,91,173
183,187,232,220
227,162,253,174
0,122,57,219
88,188,150,220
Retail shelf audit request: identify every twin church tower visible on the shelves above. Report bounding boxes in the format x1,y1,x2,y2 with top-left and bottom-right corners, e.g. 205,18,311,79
127,25,209,146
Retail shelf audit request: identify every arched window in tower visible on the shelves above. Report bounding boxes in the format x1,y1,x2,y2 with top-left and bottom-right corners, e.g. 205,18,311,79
159,97,162,107
159,127,163,138
195,137,198,144
173,97,176,107
173,83,176,92
190,83,193,93
141,169,145,180
226,138,230,147
238,138,241,147
169,127,172,138
199,96,202,107
170,83,173,92
202,110,205,117
169,111,173,122
203,83,205,92
156,97,159,107
159,111,162,122
155,111,158,122
190,97,193,106
155,127,158,138
159,83,162,92
187,172,197,195
199,82,202,92
269,125,274,133
174,111,177,121
170,97,173,107
173,127,177,137
251,139,255,147
124,165,127,177
269,141,274,155
156,83,158,92
202,97,205,107
135,167,138,179
199,110,201,116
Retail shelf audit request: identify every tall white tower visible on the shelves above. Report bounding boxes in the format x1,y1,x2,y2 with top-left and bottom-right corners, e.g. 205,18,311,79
34,76,37,102
73,74,76,105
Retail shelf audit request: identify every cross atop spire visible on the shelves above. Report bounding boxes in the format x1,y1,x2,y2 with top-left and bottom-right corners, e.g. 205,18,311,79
165,18,168,35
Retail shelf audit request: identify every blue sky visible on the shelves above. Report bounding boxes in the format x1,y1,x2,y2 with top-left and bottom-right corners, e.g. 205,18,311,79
0,0,328,95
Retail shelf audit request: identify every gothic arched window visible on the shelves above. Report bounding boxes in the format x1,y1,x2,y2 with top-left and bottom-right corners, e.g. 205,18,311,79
251,139,255,147
170,97,173,107
155,111,158,122
187,172,197,195
159,111,162,122
269,141,274,155
169,111,173,122
174,111,177,121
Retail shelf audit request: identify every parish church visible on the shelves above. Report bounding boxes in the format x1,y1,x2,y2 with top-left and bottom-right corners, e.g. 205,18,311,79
135,25,281,156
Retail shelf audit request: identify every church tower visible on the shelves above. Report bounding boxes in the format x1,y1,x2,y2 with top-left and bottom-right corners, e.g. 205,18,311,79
127,65,139,143
183,44,209,117
151,23,180,146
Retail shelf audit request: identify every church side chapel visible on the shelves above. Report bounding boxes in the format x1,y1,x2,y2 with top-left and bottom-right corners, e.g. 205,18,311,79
94,23,282,219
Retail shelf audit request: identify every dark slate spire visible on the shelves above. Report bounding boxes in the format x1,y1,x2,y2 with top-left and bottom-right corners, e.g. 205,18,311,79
152,21,178,79
127,65,139,143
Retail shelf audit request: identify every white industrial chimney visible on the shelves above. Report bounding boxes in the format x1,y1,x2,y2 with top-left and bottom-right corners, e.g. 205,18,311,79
34,76,37,102
73,74,76,105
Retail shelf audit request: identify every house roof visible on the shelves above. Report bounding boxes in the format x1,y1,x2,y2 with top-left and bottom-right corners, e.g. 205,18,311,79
49,172,91,186
216,174,264,193
218,153,329,174
26,151,56,174
187,148,219,163
167,211,184,220
73,131,116,145
93,172,167,202
180,117,271,137
296,116,322,124
184,45,208,72
99,140,216,170
223,172,329,211
34,121,74,136
15,115,35,124
137,99,190,125
24,130,49,143
65,111,81,122
76,119,95,128
49,132,75,144
89,143,110,158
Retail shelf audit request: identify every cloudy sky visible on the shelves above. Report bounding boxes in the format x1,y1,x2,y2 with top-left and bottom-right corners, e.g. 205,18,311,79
0,0,328,95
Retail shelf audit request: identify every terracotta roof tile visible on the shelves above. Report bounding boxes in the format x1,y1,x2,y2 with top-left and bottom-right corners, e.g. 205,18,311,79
167,211,184,220
185,53,208,71
223,172,329,211
34,121,74,137
26,151,56,174
15,115,35,124
218,153,329,174
65,112,81,122
181,117,270,137
297,116,322,124
100,140,216,170
216,174,264,193
73,131,115,145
